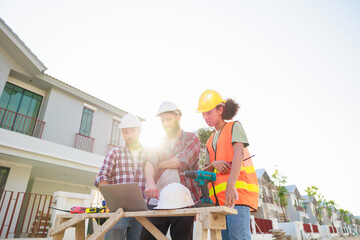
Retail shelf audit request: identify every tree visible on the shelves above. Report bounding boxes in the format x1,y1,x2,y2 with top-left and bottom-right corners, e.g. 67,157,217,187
305,185,325,224
324,200,337,227
196,127,214,170
197,127,214,149
339,209,351,228
272,168,288,222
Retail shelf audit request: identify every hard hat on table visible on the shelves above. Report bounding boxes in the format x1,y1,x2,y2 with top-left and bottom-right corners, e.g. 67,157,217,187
154,183,194,209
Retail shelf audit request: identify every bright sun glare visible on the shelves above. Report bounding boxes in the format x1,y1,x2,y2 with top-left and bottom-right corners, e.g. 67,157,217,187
140,119,164,149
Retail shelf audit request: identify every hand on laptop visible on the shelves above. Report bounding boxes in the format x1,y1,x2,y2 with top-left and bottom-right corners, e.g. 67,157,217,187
145,183,159,199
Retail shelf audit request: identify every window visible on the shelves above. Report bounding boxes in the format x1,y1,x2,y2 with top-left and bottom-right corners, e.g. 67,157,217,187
273,191,277,200
259,188,264,199
0,82,43,133
110,119,121,146
294,199,298,208
79,107,94,136
0,166,10,191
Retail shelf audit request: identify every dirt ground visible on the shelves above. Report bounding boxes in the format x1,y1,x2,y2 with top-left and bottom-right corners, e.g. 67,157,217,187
333,236,360,240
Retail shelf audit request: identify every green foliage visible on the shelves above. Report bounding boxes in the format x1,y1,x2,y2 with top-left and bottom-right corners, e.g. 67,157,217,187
339,209,351,225
305,185,324,224
196,127,214,170
272,168,288,222
325,200,336,218
197,127,214,148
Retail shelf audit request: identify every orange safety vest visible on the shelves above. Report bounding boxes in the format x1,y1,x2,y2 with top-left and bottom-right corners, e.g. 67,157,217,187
207,121,259,211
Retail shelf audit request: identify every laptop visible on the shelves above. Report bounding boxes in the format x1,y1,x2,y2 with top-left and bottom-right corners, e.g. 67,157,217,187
99,183,148,212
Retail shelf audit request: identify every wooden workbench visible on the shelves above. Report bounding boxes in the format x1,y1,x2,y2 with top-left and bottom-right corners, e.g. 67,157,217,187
49,206,237,240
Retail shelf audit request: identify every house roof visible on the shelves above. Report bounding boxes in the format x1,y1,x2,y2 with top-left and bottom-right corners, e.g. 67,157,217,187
0,18,47,75
1,18,144,121
285,185,296,193
302,195,312,202
39,73,137,119
302,195,317,204
256,168,265,179
255,168,274,185
285,185,303,199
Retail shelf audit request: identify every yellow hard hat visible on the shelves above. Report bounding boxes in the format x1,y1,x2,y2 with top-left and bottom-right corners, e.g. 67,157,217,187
196,89,225,113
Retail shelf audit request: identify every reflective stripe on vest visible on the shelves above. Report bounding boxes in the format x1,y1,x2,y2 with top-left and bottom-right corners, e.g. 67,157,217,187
214,165,256,174
206,121,259,211
209,180,259,197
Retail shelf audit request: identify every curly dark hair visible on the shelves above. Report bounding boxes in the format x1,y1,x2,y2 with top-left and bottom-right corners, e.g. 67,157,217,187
217,98,240,120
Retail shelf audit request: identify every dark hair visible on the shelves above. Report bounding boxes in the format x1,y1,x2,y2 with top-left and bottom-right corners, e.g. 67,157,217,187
217,98,239,120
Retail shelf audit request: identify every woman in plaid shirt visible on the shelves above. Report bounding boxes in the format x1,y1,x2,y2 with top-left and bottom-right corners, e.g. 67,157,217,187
94,114,146,240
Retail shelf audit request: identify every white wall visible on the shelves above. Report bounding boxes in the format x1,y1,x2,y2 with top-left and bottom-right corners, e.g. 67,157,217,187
0,45,28,93
278,222,303,240
286,194,301,222
41,87,115,156
91,106,114,155
51,191,93,240
41,88,86,147
31,178,95,195
0,159,32,192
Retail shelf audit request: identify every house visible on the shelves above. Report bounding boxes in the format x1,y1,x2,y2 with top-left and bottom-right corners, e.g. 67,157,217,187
302,195,319,224
252,169,283,221
284,185,310,223
0,18,141,238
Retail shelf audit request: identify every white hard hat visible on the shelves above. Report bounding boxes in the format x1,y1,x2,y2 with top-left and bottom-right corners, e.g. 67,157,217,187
154,183,194,209
156,101,182,117
119,114,141,129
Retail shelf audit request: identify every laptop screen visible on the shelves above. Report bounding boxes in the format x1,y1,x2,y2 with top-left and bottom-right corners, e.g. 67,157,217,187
99,183,148,212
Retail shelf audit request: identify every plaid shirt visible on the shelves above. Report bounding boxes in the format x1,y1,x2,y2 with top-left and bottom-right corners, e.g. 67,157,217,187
94,145,146,198
146,130,201,202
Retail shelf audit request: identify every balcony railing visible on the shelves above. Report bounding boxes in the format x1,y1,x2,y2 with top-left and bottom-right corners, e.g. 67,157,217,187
297,205,305,212
74,133,95,152
0,190,52,239
0,107,45,138
312,224,319,233
331,226,337,233
253,218,273,234
303,223,312,233
263,196,274,204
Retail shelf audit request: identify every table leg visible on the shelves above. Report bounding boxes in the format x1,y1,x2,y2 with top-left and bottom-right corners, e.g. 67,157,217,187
210,229,222,240
87,208,125,240
201,228,209,240
135,216,168,240
52,218,66,240
75,220,85,240
50,215,87,236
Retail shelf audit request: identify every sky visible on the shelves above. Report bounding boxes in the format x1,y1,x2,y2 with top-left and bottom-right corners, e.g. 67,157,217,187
1,1,359,215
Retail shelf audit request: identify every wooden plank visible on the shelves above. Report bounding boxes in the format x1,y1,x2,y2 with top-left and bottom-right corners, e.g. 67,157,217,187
87,208,125,240
125,206,237,217
50,215,86,236
54,206,237,220
52,218,66,240
51,206,237,240
201,212,226,230
210,229,222,240
75,220,85,240
201,229,208,240
135,216,168,240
